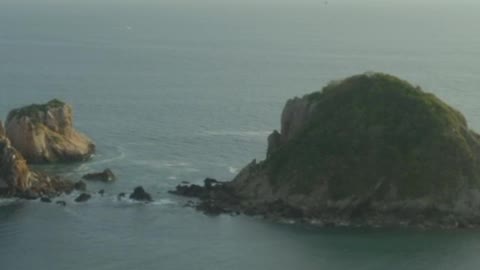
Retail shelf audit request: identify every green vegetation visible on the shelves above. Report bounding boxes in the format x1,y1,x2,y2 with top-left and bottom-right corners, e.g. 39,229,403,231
266,73,480,201
7,99,65,121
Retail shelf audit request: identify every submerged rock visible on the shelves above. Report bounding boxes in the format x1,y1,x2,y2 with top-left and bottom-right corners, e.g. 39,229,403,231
5,99,95,163
82,169,116,182
129,186,153,202
172,73,480,228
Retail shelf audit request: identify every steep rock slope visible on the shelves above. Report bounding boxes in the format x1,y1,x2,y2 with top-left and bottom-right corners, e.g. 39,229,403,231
5,99,95,163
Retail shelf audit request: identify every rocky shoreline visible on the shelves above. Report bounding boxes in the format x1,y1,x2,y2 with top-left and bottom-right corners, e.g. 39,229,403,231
170,178,480,229
7,74,480,230
0,100,152,204
169,73,480,229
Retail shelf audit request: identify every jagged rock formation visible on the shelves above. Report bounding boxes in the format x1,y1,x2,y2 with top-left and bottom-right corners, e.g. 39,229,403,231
130,186,153,202
0,131,80,198
82,169,116,182
0,121,5,137
5,99,95,163
173,73,480,228
0,134,31,193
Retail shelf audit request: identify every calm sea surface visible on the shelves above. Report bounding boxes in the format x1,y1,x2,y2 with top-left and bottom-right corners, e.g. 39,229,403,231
1,1,480,269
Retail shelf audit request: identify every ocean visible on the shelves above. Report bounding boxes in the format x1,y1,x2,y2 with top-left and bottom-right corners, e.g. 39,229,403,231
1,1,480,269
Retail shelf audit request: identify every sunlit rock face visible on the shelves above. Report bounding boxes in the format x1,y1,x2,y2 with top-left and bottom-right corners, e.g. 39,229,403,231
5,99,95,164
0,135,31,193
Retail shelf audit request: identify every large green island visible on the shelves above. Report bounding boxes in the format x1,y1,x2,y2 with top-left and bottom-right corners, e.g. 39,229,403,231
172,73,480,229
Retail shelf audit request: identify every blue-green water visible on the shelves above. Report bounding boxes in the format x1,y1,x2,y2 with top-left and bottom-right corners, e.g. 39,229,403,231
1,1,480,269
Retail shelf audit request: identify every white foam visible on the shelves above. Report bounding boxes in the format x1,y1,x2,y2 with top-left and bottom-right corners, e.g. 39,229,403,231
228,166,239,174
168,176,178,180
151,198,175,206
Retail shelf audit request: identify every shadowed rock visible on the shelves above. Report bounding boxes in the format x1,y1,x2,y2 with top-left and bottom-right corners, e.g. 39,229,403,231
75,193,91,203
56,201,66,206
40,197,52,203
74,180,87,192
129,186,152,202
82,169,116,182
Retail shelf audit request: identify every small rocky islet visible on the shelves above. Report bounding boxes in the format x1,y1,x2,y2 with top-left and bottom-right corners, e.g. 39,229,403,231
172,73,480,229
4,73,480,229
0,99,149,203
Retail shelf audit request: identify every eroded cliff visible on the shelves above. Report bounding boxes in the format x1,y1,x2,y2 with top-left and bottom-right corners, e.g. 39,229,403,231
5,99,95,163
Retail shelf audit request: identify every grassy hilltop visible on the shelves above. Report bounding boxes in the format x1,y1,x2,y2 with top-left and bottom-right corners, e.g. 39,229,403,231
265,73,480,201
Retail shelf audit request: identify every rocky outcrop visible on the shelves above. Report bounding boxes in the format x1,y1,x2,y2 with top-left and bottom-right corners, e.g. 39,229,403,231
75,193,91,203
0,121,5,137
0,133,80,198
129,186,153,202
0,136,32,193
82,169,116,182
172,73,480,228
5,99,95,163
266,97,318,157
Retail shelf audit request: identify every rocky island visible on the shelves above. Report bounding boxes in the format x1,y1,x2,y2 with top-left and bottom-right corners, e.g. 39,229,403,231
172,73,480,228
5,99,95,163
0,100,96,200
0,121,80,198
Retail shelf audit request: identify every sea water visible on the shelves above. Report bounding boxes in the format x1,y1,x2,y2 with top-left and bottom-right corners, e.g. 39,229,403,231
1,1,480,269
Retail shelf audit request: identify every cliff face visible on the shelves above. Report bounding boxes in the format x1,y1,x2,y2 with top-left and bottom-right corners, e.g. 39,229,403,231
229,73,480,224
0,134,31,192
5,99,95,163
0,128,76,197
267,96,319,157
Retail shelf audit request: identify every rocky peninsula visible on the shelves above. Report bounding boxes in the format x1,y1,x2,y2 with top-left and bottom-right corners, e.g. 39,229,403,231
172,73,480,228
5,99,95,163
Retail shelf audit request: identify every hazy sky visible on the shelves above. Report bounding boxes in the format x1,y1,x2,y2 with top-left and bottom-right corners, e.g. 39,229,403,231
3,0,480,6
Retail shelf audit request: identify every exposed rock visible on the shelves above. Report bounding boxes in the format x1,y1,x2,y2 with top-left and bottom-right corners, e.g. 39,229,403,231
56,200,67,206
275,94,320,147
117,192,126,200
195,200,229,216
0,136,32,194
170,184,205,198
170,178,241,216
82,169,116,182
74,193,91,203
129,186,153,202
0,134,76,198
267,130,281,158
73,180,87,192
0,121,5,137
40,197,52,203
17,190,40,200
172,73,480,228
5,99,95,163
98,189,105,196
